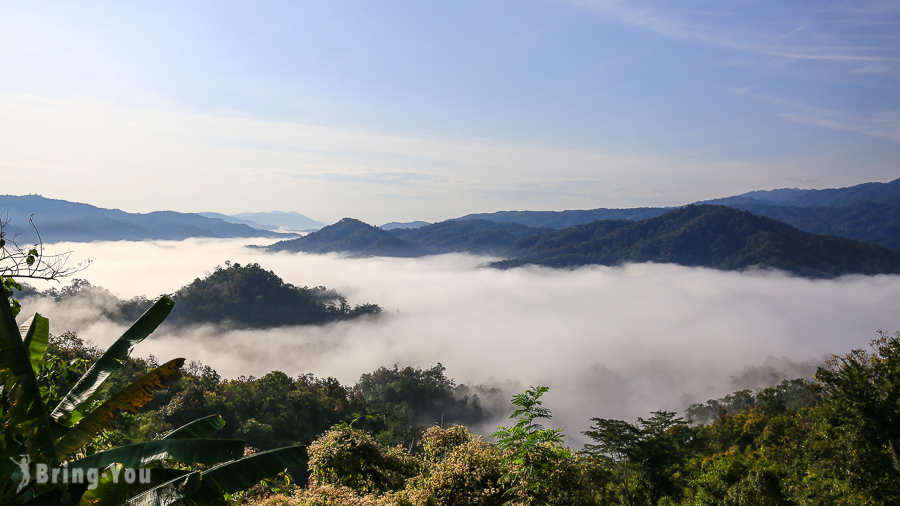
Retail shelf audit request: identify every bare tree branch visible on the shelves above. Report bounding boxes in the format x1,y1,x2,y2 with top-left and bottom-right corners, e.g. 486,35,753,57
0,213,91,282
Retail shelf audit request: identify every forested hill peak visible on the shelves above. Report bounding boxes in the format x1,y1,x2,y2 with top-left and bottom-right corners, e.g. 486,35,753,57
265,218,427,257
21,263,382,329
169,262,381,327
497,204,900,278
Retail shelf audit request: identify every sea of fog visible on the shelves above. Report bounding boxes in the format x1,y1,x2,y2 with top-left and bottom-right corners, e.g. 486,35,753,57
18,237,900,444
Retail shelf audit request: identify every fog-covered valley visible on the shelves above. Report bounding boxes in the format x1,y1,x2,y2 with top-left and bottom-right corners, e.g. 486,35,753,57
18,237,900,444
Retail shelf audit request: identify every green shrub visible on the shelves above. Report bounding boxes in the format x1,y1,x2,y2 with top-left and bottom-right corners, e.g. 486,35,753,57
404,425,505,506
307,427,420,494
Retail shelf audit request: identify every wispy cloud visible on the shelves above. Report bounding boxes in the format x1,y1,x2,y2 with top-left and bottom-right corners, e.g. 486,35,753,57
735,89,900,143
239,166,440,186
567,0,900,70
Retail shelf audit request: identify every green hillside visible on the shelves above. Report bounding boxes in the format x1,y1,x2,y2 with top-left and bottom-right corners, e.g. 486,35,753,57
496,205,900,277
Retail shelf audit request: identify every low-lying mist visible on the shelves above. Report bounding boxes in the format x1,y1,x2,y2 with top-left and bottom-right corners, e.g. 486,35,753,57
19,237,900,444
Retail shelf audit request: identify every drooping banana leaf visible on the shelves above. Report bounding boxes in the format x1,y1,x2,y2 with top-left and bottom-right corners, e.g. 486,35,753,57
14,487,62,506
0,435,18,496
21,313,49,377
0,286,58,466
51,296,175,427
78,465,193,506
123,471,202,506
199,445,307,494
55,358,185,459
159,414,225,440
68,439,245,471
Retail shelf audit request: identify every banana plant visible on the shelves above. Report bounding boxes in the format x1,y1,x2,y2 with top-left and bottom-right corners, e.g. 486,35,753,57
0,287,306,506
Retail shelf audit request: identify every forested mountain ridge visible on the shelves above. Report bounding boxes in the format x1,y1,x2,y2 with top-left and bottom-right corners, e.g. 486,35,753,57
719,201,900,249
6,178,899,246
0,194,291,242
494,205,900,278
452,207,671,229
379,220,430,230
260,206,900,278
265,218,427,257
387,219,551,254
449,178,900,248
701,177,900,208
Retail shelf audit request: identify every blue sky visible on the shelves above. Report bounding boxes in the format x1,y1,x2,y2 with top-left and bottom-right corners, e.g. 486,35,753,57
1,0,898,223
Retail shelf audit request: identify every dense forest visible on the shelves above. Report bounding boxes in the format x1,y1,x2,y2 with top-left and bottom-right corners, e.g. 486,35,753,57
36,322,900,505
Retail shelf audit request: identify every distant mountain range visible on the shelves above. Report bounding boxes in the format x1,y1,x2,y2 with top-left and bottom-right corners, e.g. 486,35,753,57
5,178,900,277
0,195,295,243
451,178,900,249
388,219,552,254
380,221,431,230
268,218,553,257
198,211,325,231
453,207,671,229
233,211,326,231
495,205,900,278
264,199,900,278
700,178,900,208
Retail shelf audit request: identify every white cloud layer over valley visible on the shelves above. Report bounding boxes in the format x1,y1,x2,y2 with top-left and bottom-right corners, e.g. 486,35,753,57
18,238,900,443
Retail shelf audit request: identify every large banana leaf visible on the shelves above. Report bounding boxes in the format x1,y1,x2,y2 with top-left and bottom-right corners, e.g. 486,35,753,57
78,465,193,506
68,439,245,471
0,435,19,495
55,358,185,459
15,488,62,506
123,471,202,506
51,296,174,427
20,313,49,377
0,286,58,467
199,445,307,494
124,446,307,506
159,415,225,440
